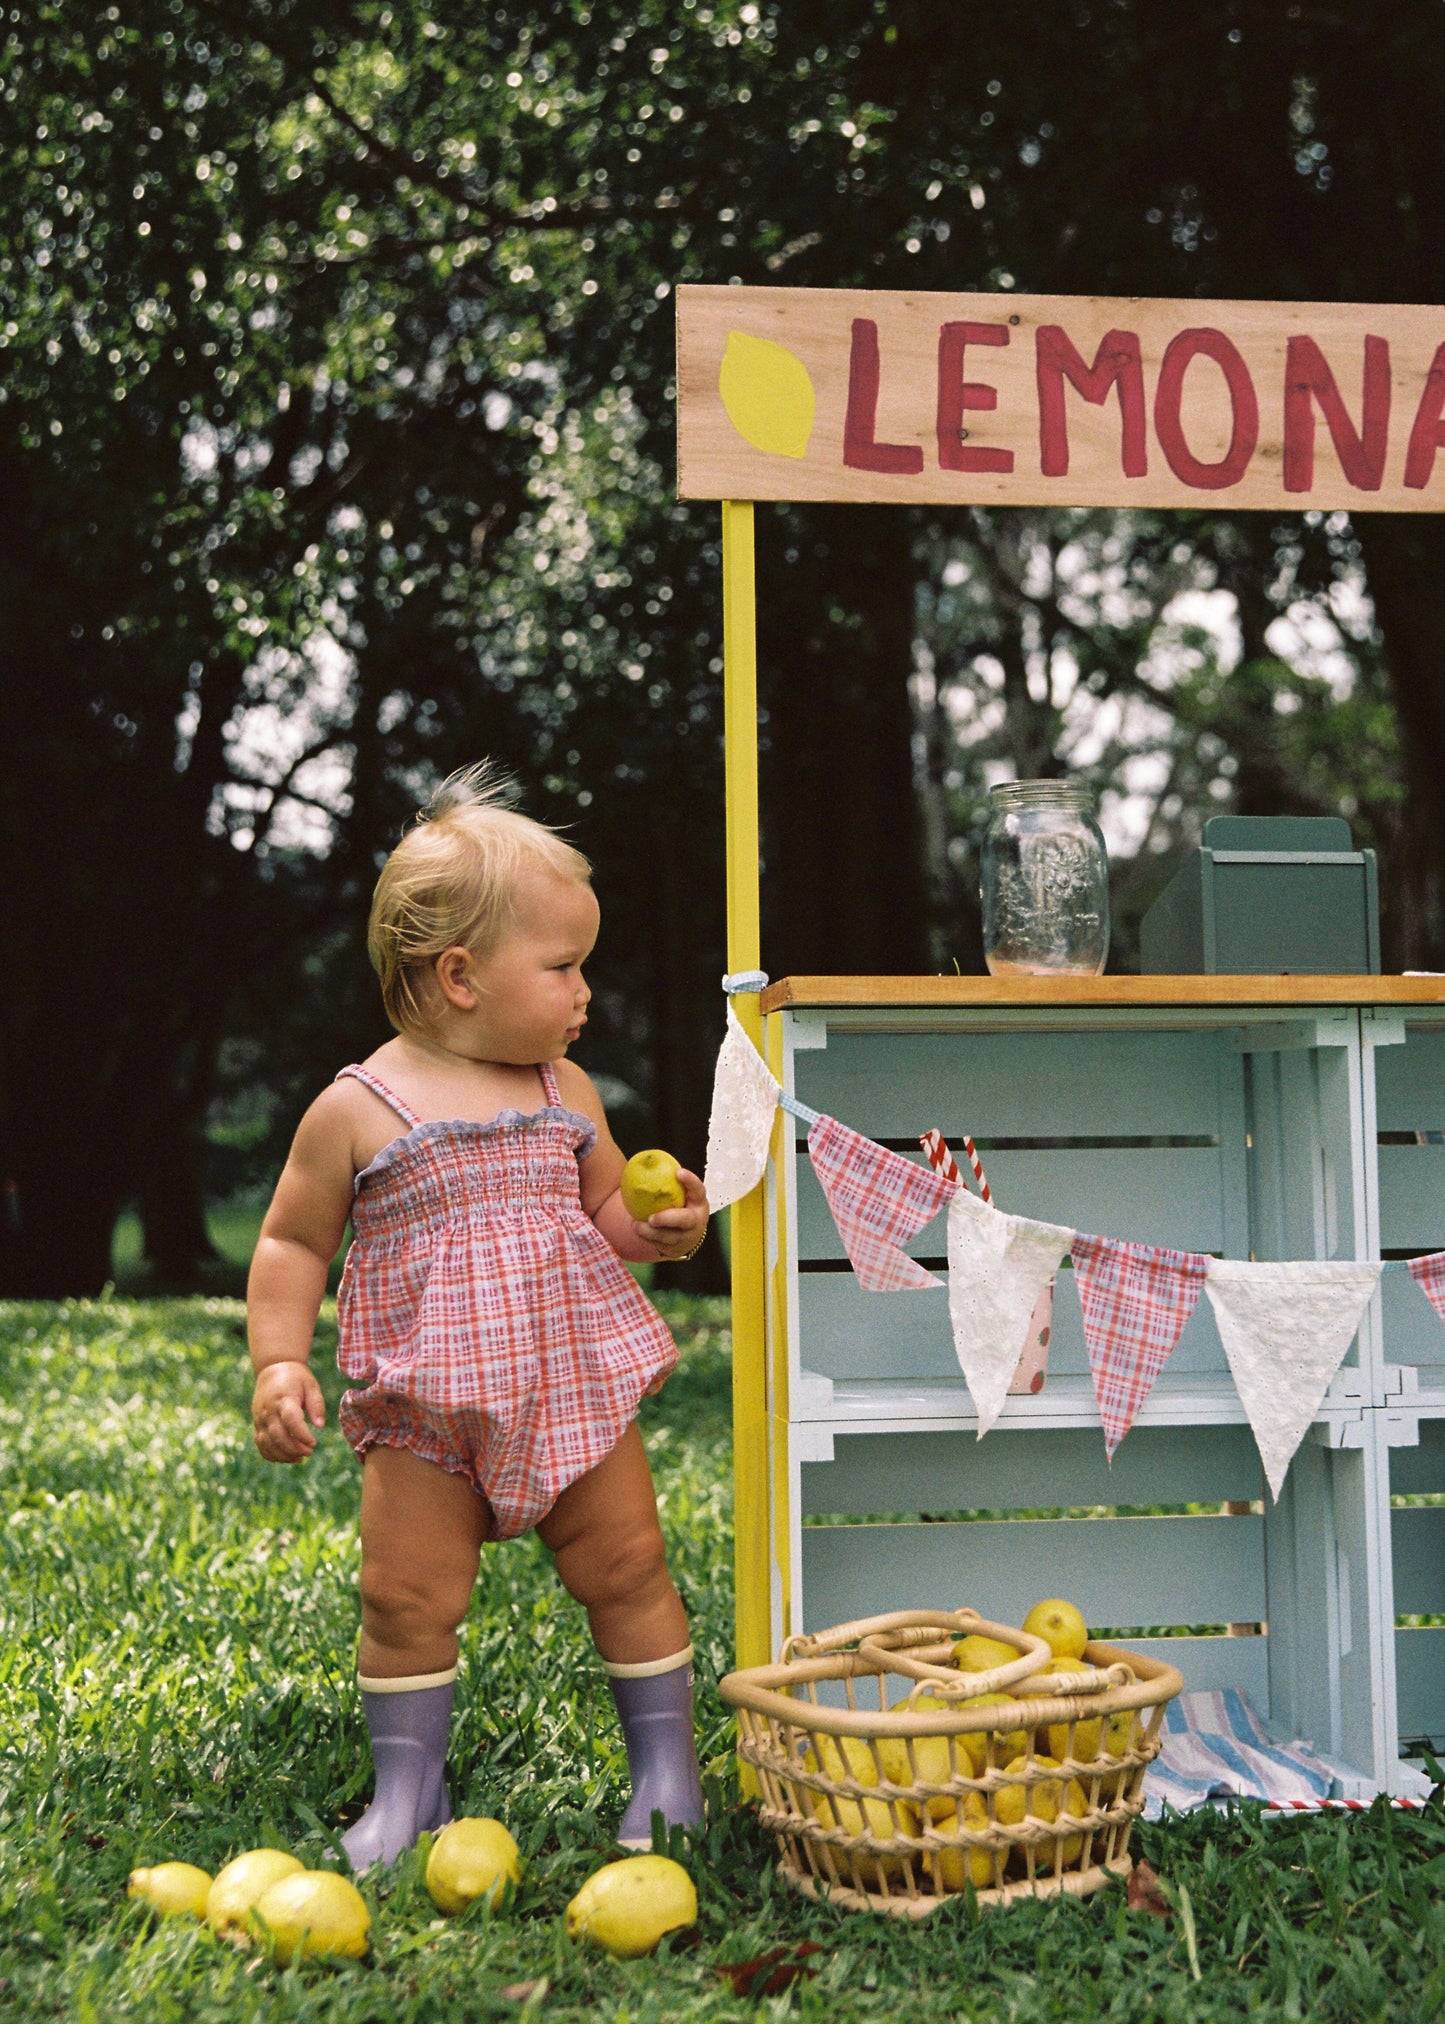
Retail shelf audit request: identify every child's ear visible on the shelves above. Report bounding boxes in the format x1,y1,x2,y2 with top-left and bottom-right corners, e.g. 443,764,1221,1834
434,946,478,1012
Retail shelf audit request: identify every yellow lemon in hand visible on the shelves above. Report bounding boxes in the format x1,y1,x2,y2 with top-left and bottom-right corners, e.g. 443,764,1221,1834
953,1634,1021,1676
1021,1599,1090,1662
250,1869,370,1963
205,1849,305,1942
566,1854,696,1958
718,330,816,459
127,1862,212,1919
425,1817,522,1915
620,1149,686,1221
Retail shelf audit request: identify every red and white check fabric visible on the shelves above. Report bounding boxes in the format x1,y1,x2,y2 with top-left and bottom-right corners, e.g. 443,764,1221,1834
1408,1250,1445,1322
1071,1232,1209,1456
332,1062,677,1538
808,1114,955,1291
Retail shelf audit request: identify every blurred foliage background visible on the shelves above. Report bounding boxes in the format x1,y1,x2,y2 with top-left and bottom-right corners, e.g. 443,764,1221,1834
3,0,1444,1296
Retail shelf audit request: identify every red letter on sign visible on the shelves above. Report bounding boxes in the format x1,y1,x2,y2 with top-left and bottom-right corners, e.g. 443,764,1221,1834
1153,328,1259,491
1283,334,1391,493
843,318,924,474
1036,326,1147,478
1404,342,1445,490
937,321,1014,473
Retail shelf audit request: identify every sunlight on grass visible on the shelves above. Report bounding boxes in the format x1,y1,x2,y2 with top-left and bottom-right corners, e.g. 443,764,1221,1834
2,1294,1444,2020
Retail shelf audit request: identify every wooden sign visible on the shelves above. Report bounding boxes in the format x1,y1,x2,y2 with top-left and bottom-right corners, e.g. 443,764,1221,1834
676,284,1445,511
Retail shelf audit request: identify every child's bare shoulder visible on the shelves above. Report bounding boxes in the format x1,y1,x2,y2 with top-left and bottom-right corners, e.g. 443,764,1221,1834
551,1056,605,1117
293,1077,377,1168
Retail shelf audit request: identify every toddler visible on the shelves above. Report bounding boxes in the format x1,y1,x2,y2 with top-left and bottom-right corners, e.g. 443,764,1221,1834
246,765,710,1868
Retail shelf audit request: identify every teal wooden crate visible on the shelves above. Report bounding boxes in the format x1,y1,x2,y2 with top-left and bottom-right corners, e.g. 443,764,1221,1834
767,997,1422,1796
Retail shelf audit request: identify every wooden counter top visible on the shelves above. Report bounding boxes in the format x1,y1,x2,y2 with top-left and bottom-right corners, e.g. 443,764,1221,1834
759,974,1445,1013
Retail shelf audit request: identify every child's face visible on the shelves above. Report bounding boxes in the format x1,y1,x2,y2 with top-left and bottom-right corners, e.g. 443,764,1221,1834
459,867,599,1063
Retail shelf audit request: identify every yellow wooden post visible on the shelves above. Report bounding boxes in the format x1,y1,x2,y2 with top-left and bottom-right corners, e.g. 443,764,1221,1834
722,499,770,1671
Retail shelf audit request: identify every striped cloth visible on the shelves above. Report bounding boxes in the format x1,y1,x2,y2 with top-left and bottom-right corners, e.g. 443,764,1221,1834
1142,1689,1334,1818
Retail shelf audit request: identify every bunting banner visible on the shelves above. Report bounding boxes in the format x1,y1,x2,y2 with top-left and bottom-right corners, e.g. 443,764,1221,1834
702,1005,783,1211
1203,1259,1381,1500
1071,1234,1210,1458
1407,1250,1445,1325
946,1187,1073,1435
701,1005,1445,1489
807,1114,956,1291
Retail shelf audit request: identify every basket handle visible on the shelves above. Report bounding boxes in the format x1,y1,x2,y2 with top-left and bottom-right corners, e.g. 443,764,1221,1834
857,1623,1053,1697
782,1606,980,1661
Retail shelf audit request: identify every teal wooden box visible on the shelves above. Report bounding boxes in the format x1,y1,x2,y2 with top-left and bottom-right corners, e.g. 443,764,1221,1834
761,983,1435,1800
1369,1006,1445,1758
1140,816,1380,976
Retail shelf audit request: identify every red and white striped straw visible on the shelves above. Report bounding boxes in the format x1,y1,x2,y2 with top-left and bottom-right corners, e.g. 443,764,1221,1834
921,1128,991,1205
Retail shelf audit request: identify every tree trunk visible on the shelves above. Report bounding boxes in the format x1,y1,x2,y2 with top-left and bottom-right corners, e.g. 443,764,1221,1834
1351,516,1445,968
757,506,931,976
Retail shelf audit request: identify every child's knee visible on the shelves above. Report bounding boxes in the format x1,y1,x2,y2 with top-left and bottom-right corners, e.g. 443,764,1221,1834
556,1519,671,1612
360,1561,471,1646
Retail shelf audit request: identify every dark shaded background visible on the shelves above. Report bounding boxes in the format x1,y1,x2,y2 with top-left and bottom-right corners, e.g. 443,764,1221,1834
4,1,1444,1295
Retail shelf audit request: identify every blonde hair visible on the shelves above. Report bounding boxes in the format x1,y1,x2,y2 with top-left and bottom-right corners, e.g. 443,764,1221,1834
368,762,591,1032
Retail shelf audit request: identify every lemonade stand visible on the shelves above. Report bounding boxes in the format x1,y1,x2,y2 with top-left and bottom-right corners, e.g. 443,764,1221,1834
676,284,1445,1878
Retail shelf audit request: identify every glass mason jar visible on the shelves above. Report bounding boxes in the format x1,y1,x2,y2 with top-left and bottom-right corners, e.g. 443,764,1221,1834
980,780,1110,976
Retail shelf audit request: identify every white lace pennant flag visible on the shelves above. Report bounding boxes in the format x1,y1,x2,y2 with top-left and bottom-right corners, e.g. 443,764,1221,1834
701,1005,782,1210
947,1187,1073,1437
1204,1258,1381,1500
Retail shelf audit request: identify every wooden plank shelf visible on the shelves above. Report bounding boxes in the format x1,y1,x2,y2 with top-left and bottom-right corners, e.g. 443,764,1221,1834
762,973,1445,1013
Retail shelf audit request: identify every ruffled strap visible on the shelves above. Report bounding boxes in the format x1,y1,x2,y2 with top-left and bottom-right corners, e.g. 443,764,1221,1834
335,1065,422,1128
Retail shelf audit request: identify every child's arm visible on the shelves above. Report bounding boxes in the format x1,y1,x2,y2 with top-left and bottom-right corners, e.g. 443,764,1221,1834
247,1086,357,1464
555,1059,710,1264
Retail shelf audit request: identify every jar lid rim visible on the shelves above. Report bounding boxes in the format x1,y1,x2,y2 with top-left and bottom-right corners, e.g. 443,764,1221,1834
988,778,1094,805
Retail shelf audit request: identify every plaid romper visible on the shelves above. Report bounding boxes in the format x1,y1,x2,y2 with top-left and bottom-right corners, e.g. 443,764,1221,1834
333,1062,679,1538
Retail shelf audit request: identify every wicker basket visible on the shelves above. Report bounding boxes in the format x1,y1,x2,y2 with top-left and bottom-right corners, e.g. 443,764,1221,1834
719,1607,1183,1918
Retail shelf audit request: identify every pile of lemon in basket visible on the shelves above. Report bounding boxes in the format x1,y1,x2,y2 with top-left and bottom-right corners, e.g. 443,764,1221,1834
803,1598,1143,1893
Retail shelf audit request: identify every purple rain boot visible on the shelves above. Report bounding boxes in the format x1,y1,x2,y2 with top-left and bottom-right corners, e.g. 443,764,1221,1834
340,1670,456,1872
606,1647,706,1850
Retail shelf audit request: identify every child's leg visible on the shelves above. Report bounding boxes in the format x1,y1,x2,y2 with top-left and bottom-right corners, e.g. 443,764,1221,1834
343,1446,489,1871
359,1444,490,1677
537,1422,703,1844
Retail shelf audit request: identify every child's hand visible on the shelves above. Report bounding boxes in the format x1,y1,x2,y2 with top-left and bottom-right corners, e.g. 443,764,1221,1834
252,1362,327,1463
634,1168,709,1263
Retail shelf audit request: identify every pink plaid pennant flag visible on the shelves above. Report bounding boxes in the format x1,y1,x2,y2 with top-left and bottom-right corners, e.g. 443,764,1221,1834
1072,1232,1210,1456
1408,1251,1445,1322
808,1114,956,1291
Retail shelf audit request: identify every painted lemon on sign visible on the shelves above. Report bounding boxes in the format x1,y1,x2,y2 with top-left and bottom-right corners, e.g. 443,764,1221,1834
718,330,815,459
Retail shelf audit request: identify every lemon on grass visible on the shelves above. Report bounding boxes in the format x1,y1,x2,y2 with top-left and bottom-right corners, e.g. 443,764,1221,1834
250,1870,370,1964
566,1855,696,1959
952,1634,1021,1677
997,1755,1089,1868
126,1862,212,1920
619,1149,686,1221
206,1849,305,1943
425,1818,522,1915
1021,1598,1090,1662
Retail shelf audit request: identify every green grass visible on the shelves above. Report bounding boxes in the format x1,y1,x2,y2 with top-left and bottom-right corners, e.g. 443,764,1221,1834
3,1298,1445,2020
